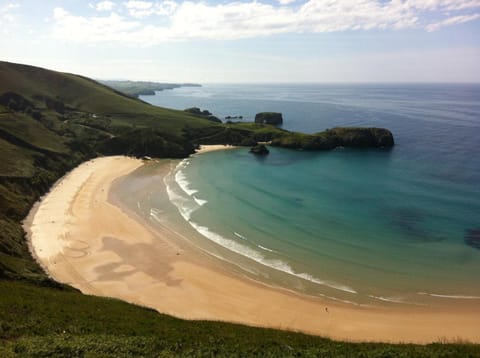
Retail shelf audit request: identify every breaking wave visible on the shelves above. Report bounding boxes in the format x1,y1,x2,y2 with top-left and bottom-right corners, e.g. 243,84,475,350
165,165,356,295
417,292,480,300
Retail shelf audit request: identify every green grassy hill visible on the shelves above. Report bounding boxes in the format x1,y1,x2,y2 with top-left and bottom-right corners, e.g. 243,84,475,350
2,280,478,357
0,61,222,281
0,61,221,136
1,61,474,356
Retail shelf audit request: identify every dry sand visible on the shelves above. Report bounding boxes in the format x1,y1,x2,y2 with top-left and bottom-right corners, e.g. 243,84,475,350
196,144,238,154
25,155,480,344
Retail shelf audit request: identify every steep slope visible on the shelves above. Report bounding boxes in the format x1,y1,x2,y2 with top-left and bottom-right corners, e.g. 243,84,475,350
0,61,221,279
0,61,220,136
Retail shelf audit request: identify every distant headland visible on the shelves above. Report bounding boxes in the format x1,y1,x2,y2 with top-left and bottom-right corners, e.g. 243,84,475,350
99,80,201,98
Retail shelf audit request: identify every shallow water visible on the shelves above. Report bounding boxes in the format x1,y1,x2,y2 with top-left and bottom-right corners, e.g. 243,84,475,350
135,84,480,306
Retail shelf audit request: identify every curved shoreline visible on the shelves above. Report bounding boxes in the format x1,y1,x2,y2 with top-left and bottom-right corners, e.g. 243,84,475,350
24,155,480,344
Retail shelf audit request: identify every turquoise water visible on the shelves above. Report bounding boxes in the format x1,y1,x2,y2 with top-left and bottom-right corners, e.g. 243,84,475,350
141,84,480,306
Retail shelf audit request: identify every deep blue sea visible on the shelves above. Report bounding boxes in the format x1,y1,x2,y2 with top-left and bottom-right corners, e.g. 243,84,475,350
139,84,480,306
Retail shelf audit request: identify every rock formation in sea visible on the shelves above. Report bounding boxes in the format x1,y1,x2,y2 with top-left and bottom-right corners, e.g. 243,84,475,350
250,144,270,155
270,127,394,150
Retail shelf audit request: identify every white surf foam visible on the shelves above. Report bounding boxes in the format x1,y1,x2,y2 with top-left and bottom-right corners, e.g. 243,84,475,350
368,295,426,306
165,182,198,221
193,196,208,206
189,222,356,294
174,159,198,196
258,244,276,253
234,232,247,240
150,207,165,223
368,295,409,304
165,163,357,295
235,233,277,254
175,170,198,196
417,292,480,299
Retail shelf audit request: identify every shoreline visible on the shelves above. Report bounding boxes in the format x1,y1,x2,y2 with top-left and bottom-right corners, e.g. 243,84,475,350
24,155,480,344
195,144,238,154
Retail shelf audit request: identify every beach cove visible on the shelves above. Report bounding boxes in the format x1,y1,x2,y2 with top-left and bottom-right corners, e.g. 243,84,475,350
24,154,480,344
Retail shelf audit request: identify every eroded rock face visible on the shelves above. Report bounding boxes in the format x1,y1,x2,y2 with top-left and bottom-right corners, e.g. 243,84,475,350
250,144,270,155
465,228,480,249
254,112,283,126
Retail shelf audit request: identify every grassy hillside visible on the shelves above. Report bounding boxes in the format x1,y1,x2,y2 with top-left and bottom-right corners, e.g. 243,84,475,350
1,280,479,357
2,61,472,356
0,62,221,137
0,61,222,280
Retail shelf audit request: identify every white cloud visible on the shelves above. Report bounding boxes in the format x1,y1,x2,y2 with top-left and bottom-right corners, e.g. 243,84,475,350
50,0,480,44
125,0,177,18
1,3,19,11
156,1,178,15
53,7,140,43
125,0,154,18
0,2,20,33
1,2,19,18
426,13,480,31
93,1,116,11
405,0,480,11
278,0,296,5
125,0,154,12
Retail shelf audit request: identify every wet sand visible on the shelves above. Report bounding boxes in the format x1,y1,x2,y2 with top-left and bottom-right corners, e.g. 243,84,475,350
24,154,480,344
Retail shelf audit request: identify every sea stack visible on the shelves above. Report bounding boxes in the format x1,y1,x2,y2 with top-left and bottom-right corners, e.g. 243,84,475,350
250,144,270,155
254,112,283,126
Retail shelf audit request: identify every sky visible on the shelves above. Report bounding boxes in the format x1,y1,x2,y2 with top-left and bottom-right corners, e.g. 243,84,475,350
1,0,480,83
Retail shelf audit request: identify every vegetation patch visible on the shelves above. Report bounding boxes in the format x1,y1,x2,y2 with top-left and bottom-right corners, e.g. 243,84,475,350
1,280,479,357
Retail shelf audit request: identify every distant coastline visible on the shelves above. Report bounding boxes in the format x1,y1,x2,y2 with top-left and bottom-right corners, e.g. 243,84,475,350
100,80,201,98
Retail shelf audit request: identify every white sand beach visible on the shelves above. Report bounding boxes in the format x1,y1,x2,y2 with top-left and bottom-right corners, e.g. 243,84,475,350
24,155,480,344
196,144,238,154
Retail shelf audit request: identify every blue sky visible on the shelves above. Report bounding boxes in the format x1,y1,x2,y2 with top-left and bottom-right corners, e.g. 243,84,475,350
1,0,480,82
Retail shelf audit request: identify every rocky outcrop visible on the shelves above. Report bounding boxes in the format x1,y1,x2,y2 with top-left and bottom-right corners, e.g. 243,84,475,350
185,107,211,116
271,127,394,150
250,144,269,155
325,127,395,148
254,112,283,126
186,123,394,151
184,107,222,123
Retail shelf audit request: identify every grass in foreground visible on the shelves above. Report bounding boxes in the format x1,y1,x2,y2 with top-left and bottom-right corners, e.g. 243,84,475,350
1,280,479,357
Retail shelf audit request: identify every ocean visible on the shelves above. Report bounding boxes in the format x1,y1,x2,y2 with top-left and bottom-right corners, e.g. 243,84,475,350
127,84,480,306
